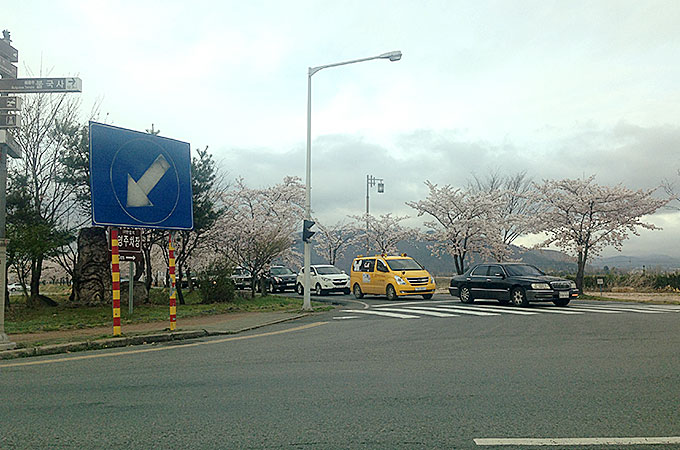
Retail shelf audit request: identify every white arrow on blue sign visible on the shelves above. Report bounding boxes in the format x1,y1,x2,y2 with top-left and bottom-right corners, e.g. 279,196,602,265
89,122,194,230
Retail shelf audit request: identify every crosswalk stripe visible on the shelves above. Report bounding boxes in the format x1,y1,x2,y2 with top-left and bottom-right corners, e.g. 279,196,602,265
456,305,539,315
552,306,623,314
341,309,420,319
527,307,583,315
373,300,455,308
576,305,666,314
381,307,459,317
417,306,500,316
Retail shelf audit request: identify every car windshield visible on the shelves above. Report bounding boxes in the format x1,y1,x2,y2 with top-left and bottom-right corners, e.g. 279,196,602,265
505,264,545,277
316,266,342,275
270,267,293,275
386,258,423,271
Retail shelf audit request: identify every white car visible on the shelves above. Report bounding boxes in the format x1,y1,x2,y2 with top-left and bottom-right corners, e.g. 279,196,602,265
7,283,21,292
296,264,350,296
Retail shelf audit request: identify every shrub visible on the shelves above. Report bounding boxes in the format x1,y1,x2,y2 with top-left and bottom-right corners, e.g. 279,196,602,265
197,260,236,303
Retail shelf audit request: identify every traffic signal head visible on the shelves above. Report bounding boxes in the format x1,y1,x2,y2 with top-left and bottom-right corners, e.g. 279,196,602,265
302,219,315,243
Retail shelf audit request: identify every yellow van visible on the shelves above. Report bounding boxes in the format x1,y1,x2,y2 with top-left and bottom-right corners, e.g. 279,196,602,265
350,254,436,300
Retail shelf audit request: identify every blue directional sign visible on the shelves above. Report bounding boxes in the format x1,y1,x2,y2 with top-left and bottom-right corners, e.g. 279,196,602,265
89,122,193,230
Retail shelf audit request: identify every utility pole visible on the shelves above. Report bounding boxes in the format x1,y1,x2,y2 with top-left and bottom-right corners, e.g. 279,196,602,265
365,174,384,254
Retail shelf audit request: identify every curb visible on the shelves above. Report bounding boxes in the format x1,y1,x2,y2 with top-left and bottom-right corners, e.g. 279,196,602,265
0,313,309,361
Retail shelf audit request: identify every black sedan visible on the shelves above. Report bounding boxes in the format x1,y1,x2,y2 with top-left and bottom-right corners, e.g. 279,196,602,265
449,263,578,307
261,265,297,293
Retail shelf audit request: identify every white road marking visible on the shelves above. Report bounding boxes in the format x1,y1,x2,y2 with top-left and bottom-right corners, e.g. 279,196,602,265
333,316,359,320
474,436,680,446
373,299,457,308
344,299,370,309
551,306,623,314
527,307,583,315
576,305,666,314
419,306,500,316
341,309,420,319
456,305,539,315
381,307,459,317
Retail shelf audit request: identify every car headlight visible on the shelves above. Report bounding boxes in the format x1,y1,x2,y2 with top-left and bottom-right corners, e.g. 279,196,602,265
531,283,551,290
394,275,407,285
569,281,577,289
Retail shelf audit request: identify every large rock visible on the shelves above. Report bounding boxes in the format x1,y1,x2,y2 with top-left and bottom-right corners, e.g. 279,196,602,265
70,227,112,306
120,280,149,305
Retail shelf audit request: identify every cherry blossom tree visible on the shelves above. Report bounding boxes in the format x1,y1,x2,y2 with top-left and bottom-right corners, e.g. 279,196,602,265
661,169,680,210
469,171,541,260
349,213,416,255
212,176,304,297
407,181,504,274
531,176,669,292
312,220,358,265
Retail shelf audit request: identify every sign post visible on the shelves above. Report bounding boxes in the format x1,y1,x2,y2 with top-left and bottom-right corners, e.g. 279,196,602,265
597,278,604,297
90,122,193,332
110,227,142,318
0,29,83,349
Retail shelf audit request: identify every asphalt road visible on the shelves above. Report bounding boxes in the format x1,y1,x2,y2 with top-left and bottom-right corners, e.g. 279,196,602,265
1,294,679,449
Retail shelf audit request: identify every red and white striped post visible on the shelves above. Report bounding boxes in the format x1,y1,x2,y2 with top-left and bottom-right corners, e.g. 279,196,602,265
111,228,122,336
168,233,177,331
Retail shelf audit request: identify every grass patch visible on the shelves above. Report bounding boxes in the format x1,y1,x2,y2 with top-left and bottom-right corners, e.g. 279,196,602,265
5,287,324,335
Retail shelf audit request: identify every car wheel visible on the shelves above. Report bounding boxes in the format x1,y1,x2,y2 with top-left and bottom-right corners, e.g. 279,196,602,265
315,283,327,296
511,287,529,307
553,298,570,307
353,283,364,299
296,283,304,295
343,288,350,295
386,284,397,301
422,294,433,300
459,286,474,304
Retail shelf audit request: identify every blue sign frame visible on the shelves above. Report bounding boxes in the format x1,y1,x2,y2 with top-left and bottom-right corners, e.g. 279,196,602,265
89,122,194,230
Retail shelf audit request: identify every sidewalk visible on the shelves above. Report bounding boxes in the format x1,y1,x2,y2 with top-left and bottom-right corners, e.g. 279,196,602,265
0,310,309,361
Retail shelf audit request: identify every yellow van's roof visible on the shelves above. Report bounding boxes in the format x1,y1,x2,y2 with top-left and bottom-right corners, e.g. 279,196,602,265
354,254,413,260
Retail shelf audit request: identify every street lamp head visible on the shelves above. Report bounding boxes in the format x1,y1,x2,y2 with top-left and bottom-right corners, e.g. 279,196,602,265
379,50,402,62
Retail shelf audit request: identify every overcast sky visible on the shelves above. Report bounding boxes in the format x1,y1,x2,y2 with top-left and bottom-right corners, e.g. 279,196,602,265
6,0,680,258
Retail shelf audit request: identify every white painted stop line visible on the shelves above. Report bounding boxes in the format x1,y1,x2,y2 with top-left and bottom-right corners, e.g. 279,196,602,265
474,436,680,446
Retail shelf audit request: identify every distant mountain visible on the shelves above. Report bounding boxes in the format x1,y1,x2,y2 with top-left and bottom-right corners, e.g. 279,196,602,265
591,254,680,271
305,240,579,276
289,239,680,275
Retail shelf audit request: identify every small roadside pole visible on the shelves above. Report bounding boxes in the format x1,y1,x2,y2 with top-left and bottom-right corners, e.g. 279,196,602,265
168,233,177,331
110,229,121,336
597,278,604,297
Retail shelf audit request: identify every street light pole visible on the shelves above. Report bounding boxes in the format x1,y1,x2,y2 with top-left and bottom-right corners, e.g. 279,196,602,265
365,174,384,254
303,51,401,311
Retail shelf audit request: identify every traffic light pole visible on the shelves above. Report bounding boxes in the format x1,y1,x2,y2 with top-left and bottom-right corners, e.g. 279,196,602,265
303,69,313,311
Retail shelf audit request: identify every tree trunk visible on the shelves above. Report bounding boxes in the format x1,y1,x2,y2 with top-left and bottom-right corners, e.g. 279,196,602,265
26,255,57,308
576,251,586,294
176,265,185,305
